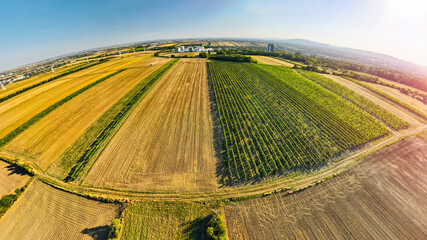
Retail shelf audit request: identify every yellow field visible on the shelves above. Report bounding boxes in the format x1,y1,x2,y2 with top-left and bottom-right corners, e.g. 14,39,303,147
84,58,220,192
0,55,151,139
0,160,30,197
2,57,170,171
0,181,117,240
0,63,83,99
251,56,294,67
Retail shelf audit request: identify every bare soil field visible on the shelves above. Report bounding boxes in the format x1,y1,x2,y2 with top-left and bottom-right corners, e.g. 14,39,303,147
0,180,118,240
0,55,152,139
224,135,427,239
251,56,294,67
0,160,30,197
84,58,220,192
365,82,427,116
1,57,170,171
323,74,423,127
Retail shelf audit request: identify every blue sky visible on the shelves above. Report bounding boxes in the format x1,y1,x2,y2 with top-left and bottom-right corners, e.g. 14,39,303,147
1,0,427,71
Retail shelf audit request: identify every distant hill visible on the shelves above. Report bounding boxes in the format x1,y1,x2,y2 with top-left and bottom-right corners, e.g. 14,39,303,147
275,38,427,79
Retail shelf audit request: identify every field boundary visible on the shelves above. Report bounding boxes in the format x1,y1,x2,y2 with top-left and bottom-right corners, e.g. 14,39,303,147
64,59,179,181
295,69,409,131
343,76,427,122
0,69,127,148
31,115,426,202
0,59,109,104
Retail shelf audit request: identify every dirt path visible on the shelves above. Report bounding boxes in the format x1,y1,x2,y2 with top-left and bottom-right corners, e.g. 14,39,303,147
36,124,426,201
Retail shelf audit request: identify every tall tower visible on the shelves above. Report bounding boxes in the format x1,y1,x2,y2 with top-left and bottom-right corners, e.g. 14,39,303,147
267,43,275,52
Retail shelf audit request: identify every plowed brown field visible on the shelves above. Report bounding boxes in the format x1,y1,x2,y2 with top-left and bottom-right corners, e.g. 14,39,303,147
225,135,427,239
0,160,30,197
84,58,220,192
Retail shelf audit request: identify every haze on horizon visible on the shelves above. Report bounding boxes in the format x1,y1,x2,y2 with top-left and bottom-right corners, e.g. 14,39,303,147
1,0,427,71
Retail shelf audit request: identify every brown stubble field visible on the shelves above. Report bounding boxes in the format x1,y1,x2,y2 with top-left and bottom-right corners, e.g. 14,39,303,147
250,55,294,67
84,58,220,192
224,135,427,239
1,57,170,172
0,160,30,197
0,180,118,240
323,74,423,128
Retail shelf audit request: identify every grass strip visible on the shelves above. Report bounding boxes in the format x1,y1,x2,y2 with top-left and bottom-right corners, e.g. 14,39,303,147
0,69,127,148
64,59,179,181
0,59,109,103
344,76,427,121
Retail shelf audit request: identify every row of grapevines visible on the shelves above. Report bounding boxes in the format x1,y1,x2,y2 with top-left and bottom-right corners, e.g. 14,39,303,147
251,64,389,141
296,69,410,130
210,62,388,183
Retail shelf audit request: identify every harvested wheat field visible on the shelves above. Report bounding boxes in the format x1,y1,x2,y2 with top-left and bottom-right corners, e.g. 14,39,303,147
84,58,220,192
0,180,118,240
365,82,427,116
251,56,294,67
225,135,427,240
322,74,423,127
0,55,153,139
2,57,170,172
0,64,75,99
0,160,30,197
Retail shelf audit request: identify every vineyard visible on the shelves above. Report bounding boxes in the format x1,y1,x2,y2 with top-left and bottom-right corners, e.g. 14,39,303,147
296,69,410,130
209,62,388,183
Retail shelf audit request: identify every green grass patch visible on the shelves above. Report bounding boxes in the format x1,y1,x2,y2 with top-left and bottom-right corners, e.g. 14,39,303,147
0,69,127,148
122,201,213,240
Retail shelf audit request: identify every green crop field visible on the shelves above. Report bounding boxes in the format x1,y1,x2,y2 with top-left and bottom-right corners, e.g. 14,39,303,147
209,62,389,183
296,69,410,130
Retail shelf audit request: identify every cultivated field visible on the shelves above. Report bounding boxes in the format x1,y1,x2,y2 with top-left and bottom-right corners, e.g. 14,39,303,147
84,58,220,192
364,82,427,117
0,56,149,140
2,57,170,172
0,181,118,240
0,64,73,99
122,201,211,239
224,135,427,239
250,56,294,67
296,70,410,130
209,62,387,182
323,74,423,127
0,161,30,197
